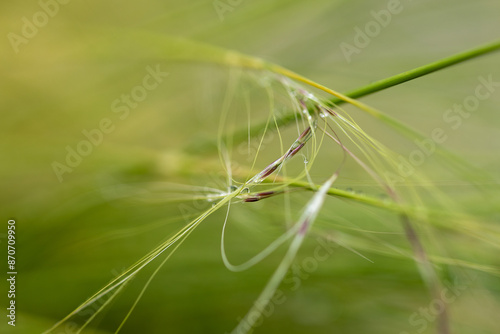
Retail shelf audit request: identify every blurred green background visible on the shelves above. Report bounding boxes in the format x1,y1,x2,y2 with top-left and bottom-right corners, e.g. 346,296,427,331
1,0,500,333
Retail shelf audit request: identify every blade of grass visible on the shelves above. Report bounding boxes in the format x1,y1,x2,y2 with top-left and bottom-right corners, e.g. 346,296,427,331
331,39,500,102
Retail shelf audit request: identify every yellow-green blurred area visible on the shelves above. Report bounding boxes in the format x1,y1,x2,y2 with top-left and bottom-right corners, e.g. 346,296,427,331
1,0,500,333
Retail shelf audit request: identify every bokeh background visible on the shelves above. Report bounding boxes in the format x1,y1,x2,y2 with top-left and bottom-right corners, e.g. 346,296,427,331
1,0,500,333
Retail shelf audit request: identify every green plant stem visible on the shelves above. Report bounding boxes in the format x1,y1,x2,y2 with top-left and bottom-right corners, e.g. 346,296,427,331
194,40,500,154
328,39,500,104
288,179,402,212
